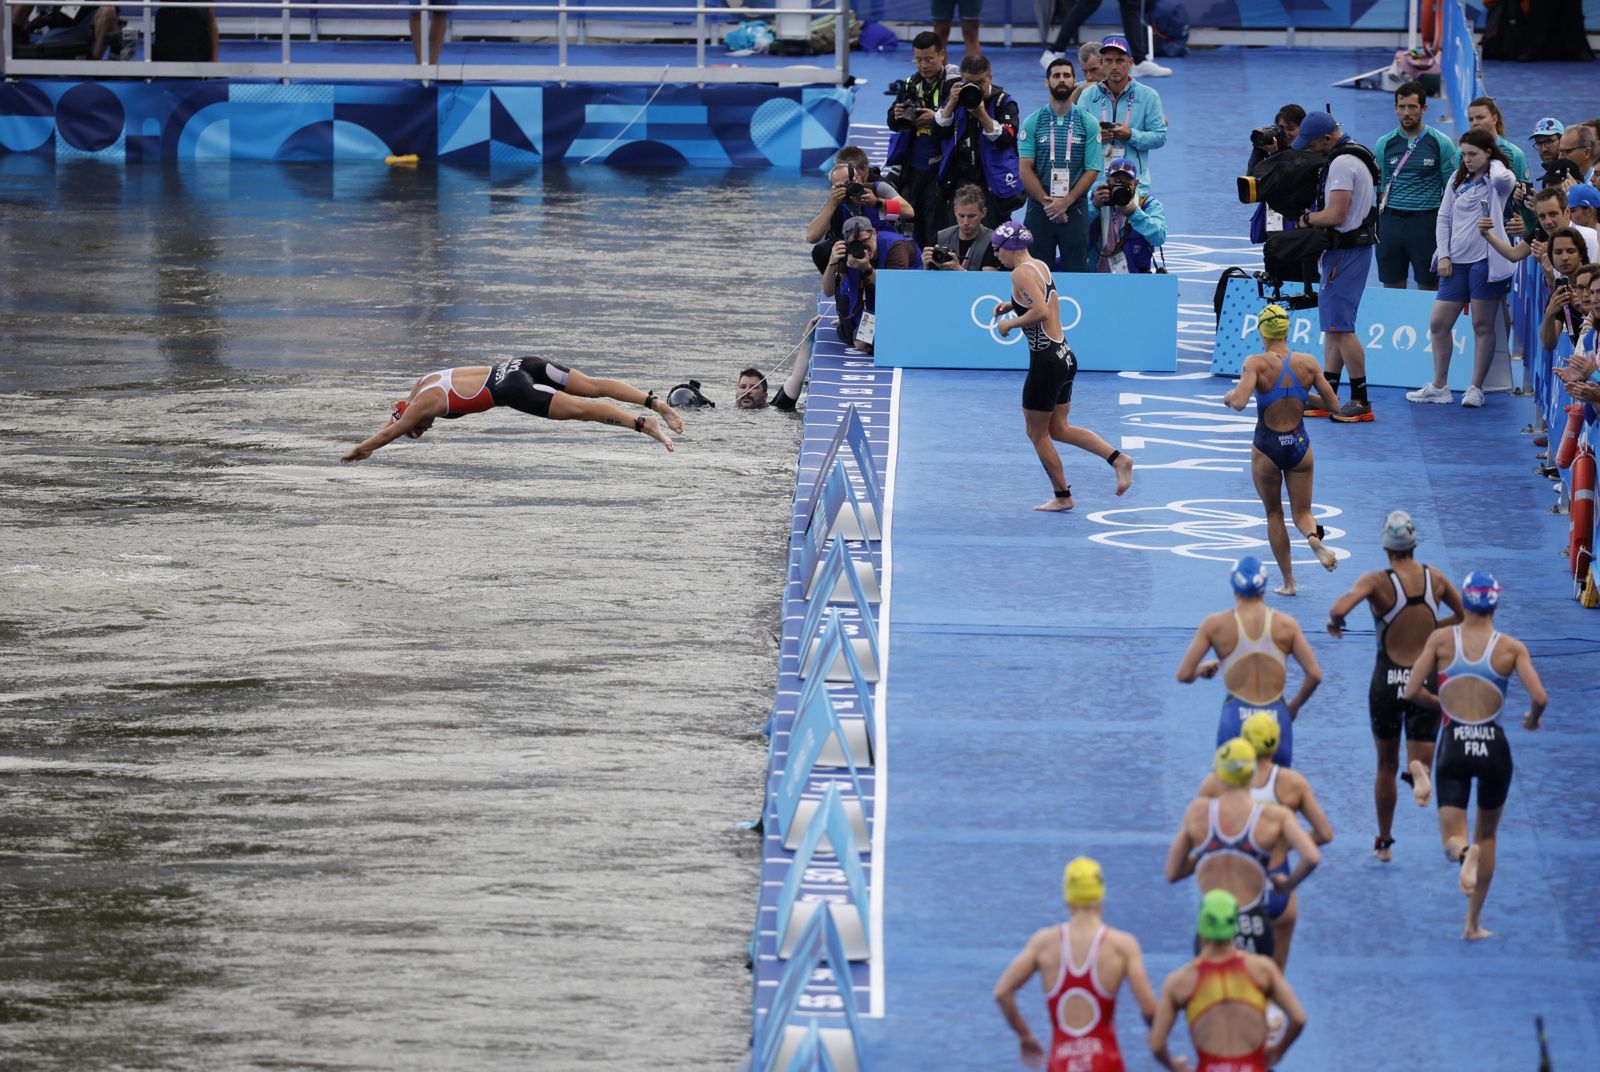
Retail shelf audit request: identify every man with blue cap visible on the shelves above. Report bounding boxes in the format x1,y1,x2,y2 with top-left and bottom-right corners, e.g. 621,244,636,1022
1528,117,1566,172
1405,571,1548,941
1296,111,1381,424
1074,36,1168,195
1176,556,1325,768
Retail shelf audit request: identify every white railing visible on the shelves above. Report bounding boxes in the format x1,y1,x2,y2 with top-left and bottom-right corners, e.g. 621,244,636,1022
0,0,852,84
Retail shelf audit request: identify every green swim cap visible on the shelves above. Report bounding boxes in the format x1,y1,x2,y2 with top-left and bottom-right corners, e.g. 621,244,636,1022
1197,889,1240,942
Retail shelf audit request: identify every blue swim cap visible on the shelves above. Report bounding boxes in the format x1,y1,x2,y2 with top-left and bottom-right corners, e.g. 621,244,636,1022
1461,571,1502,613
1230,556,1269,597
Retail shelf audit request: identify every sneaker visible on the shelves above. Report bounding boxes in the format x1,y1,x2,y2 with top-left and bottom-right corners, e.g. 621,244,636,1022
1461,385,1485,408
1303,404,1332,418
1039,49,1063,69
1131,58,1173,77
1329,399,1374,422
1405,382,1453,404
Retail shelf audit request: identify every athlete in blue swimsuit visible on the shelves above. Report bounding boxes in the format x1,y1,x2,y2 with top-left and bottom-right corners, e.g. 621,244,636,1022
1222,305,1344,596
1404,571,1547,941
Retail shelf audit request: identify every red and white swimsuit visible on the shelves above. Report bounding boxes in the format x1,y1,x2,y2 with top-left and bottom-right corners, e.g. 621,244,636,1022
1044,924,1125,1072
417,367,494,416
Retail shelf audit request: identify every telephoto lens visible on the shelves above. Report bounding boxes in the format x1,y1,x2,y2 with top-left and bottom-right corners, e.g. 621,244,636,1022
846,239,868,260
1110,185,1134,207
958,83,983,109
845,181,866,201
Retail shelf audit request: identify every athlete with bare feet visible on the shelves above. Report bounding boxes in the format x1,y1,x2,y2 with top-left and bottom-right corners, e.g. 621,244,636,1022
1148,889,1308,1072
1326,510,1464,862
989,220,1135,512
1404,571,1547,941
340,358,680,462
1222,305,1342,595
995,857,1158,1071
1176,557,1323,767
1197,714,1331,970
1165,739,1321,962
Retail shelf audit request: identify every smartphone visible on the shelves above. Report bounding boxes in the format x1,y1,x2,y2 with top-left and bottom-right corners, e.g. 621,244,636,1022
1099,121,1115,131
1479,200,1494,219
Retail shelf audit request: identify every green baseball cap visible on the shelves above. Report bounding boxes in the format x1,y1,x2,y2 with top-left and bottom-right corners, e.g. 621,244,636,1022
1197,889,1240,942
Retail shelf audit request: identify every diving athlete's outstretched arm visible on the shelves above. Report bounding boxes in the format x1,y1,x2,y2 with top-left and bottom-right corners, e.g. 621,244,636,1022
341,391,446,463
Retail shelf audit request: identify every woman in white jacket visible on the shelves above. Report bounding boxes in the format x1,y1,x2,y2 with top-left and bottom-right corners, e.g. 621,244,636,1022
1407,129,1517,409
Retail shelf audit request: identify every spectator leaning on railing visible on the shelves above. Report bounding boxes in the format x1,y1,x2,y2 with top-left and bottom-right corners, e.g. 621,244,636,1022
1076,36,1167,195
1018,57,1103,273
1479,187,1600,275
935,53,1024,229
823,216,922,356
1086,157,1167,274
1533,240,1594,352
1374,81,1457,292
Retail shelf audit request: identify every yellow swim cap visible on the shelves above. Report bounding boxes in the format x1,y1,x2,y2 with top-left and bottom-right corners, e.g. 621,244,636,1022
1214,738,1257,787
1063,856,1106,907
1258,304,1290,340
1240,712,1281,758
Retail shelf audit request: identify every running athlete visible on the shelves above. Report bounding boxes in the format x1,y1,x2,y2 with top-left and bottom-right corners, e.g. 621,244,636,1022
1176,556,1323,768
1165,739,1321,962
1221,305,1343,594
990,220,1135,512
340,359,682,462
1405,571,1547,941
1326,510,1464,862
1148,890,1308,1072
1196,714,1332,970
994,857,1158,1072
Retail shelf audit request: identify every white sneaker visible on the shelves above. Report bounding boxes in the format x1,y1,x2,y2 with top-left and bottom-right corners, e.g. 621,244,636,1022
1131,58,1173,77
1405,382,1453,404
1039,49,1063,69
1461,385,1485,408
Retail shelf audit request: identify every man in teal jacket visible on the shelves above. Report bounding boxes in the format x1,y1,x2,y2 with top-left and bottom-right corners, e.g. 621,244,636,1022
1074,35,1167,195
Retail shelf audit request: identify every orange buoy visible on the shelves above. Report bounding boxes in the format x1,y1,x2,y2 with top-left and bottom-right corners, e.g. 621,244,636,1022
1555,403,1585,469
1572,448,1596,583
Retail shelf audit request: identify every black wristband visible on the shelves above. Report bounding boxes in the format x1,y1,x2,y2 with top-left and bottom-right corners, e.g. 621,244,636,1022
634,416,646,432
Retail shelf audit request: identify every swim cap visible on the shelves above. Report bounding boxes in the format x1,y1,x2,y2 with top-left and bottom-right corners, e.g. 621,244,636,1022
1461,570,1502,613
1063,856,1106,907
991,220,1034,252
1240,713,1281,758
1382,510,1417,551
1230,556,1269,598
390,399,426,439
1196,889,1240,942
1257,304,1290,340
1214,738,1257,787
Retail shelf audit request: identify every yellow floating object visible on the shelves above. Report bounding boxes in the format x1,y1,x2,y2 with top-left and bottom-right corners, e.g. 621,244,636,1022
385,154,420,166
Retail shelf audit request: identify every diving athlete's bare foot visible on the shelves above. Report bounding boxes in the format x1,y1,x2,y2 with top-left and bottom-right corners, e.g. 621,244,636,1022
640,417,676,453
653,399,685,434
1458,843,1480,896
1409,759,1433,806
1462,920,1493,941
1113,452,1134,496
1308,535,1338,572
1035,491,1074,512
1274,580,1297,597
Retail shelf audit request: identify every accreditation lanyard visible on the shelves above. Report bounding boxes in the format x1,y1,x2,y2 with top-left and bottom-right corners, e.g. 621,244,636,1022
1048,113,1074,196
1378,133,1422,213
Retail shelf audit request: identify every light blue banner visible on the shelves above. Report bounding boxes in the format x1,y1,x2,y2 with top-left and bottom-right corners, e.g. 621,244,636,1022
1441,0,1480,136
1212,278,1510,391
873,271,1178,372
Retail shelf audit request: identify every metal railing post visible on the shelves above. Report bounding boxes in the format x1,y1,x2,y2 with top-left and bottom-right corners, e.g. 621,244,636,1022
557,0,567,67
1,2,12,76
420,1,431,73
143,2,153,64
695,4,705,72
281,0,291,66
834,0,849,85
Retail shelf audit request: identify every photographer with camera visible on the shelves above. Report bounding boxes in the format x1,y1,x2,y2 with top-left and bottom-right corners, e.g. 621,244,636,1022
934,53,1024,230
822,216,922,356
886,32,960,250
805,155,912,273
1077,36,1167,194
1247,105,1305,174
1018,57,1103,273
1086,158,1167,274
1374,83,1457,292
924,184,1003,271
1293,112,1380,423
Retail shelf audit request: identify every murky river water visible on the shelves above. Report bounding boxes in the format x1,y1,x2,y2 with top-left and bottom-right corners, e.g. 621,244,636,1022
0,156,821,1069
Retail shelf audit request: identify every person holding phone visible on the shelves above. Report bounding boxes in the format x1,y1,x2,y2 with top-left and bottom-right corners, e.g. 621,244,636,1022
1074,36,1167,194
1406,129,1517,409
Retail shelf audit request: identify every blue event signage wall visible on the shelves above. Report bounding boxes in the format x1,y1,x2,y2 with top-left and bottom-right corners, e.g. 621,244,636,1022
853,0,1591,30
873,270,1178,372
0,80,852,168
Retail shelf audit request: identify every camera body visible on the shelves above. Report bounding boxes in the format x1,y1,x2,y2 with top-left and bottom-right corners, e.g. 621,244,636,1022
844,180,866,202
931,245,956,265
957,82,985,110
1109,185,1135,208
845,239,869,261
886,78,918,132
1251,125,1285,153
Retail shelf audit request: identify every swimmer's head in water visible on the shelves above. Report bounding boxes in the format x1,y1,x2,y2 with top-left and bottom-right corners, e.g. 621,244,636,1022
1240,713,1281,758
1382,509,1417,551
991,220,1034,253
1230,555,1269,598
1214,738,1257,787
1461,570,1502,613
1257,304,1290,340
390,400,428,439
1196,888,1240,942
736,367,769,409
1063,856,1106,907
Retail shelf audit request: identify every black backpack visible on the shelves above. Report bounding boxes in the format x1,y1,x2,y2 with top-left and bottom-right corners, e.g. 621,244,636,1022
1249,149,1325,219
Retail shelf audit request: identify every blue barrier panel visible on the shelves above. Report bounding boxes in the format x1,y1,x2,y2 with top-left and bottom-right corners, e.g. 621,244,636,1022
798,405,882,541
797,462,880,603
782,1021,842,1072
773,627,871,850
800,609,876,765
1212,276,1512,390
798,540,879,682
872,270,1178,371
1441,0,1479,135
753,902,864,1072
773,783,872,960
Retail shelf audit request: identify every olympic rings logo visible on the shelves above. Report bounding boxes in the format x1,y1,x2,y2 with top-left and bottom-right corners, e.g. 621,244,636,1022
970,293,1083,346
1083,498,1349,564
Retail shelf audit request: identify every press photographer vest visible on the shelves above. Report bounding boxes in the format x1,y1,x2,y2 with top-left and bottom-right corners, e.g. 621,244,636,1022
885,76,954,171
937,91,1023,204
835,232,921,334
1317,141,1381,249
